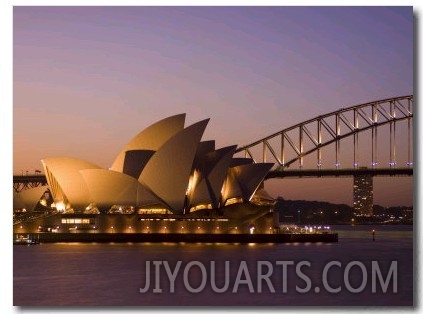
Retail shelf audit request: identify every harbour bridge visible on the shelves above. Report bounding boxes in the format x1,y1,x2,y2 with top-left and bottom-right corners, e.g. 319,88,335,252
235,95,413,179
13,95,413,193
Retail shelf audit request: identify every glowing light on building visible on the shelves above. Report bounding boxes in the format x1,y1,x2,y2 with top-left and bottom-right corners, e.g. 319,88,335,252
353,173,373,216
55,201,66,212
186,169,200,197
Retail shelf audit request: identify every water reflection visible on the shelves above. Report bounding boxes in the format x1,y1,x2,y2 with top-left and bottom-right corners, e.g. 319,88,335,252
14,225,412,306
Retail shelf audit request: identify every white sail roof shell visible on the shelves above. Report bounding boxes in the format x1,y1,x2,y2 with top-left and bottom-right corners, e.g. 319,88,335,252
80,169,159,208
42,157,101,210
139,119,209,213
38,115,274,213
222,163,273,204
230,157,254,167
190,145,237,208
111,114,186,172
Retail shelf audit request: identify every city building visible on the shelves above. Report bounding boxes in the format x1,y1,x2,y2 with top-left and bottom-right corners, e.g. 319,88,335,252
353,173,373,216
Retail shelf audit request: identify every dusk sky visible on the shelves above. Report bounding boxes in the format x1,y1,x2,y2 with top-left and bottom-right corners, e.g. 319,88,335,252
13,6,413,206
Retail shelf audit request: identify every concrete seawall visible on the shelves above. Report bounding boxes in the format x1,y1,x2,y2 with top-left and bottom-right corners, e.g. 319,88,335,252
14,232,338,243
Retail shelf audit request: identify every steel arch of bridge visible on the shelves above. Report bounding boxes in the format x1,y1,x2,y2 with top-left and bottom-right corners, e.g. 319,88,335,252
236,95,413,170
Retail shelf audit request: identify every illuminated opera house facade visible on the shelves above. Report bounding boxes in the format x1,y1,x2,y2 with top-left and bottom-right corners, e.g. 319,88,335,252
14,114,277,235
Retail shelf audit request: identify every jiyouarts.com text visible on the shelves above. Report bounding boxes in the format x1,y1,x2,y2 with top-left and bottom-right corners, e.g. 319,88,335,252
139,260,397,294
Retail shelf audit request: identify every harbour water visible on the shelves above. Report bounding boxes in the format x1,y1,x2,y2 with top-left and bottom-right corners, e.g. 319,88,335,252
13,225,413,306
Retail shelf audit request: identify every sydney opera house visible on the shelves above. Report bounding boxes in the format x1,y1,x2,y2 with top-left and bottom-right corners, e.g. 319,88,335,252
14,114,278,235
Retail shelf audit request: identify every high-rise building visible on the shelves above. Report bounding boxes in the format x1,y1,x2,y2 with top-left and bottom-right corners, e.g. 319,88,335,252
353,173,373,215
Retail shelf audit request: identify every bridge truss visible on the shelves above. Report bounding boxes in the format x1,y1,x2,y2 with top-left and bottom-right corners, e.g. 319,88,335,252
236,95,413,172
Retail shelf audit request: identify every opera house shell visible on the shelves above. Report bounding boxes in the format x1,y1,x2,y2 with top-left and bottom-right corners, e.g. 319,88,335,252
15,114,274,216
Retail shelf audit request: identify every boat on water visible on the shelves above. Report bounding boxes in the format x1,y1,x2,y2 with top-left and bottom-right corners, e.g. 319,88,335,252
14,234,40,245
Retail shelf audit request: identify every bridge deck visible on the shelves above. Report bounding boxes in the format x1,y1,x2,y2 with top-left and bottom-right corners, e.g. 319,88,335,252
266,167,413,179
13,168,413,185
13,175,47,184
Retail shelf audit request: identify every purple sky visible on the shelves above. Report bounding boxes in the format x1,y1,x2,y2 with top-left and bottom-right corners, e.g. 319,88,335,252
13,6,413,206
